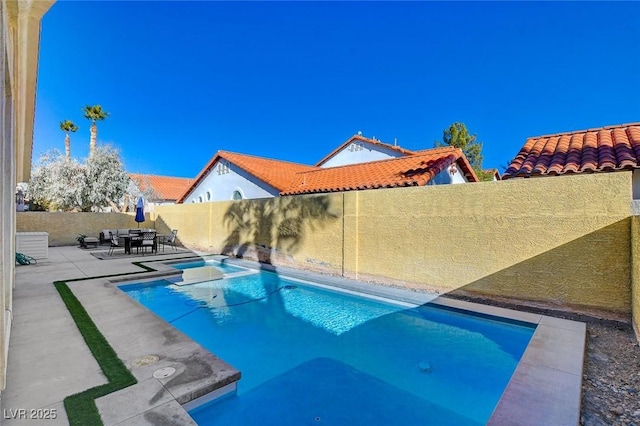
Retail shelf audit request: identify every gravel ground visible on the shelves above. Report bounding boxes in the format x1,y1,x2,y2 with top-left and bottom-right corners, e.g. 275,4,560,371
581,322,640,426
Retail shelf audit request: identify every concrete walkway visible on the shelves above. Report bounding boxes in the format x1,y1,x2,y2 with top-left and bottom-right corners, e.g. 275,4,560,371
2,246,238,425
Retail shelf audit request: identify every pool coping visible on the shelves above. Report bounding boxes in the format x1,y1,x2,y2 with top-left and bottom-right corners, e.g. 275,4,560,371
79,255,584,425
66,262,241,426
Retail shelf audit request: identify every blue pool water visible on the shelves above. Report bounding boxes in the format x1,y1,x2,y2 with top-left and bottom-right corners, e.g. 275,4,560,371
119,265,535,425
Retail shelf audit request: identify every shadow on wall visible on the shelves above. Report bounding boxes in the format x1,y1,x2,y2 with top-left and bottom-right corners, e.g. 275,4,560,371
446,219,632,321
222,195,339,265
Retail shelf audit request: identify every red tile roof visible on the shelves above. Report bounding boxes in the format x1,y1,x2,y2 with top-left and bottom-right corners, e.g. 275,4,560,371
503,122,640,179
315,134,416,167
129,174,194,201
283,147,477,195
176,151,317,203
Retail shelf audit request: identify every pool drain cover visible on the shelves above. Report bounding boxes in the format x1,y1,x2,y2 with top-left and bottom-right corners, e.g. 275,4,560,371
418,361,432,373
131,355,159,368
153,367,176,379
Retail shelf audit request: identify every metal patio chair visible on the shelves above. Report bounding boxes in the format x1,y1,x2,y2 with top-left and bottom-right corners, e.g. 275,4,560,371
161,229,178,251
108,232,123,256
140,231,157,255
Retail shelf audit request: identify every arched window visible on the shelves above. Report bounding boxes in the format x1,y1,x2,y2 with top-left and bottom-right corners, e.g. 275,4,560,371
198,196,203,203
232,190,243,200
206,191,211,201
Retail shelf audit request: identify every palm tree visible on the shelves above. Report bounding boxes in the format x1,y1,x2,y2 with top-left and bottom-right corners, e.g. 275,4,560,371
59,120,78,160
82,105,109,157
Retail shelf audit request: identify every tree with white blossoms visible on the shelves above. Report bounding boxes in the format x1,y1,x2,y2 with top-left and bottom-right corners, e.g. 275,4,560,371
29,145,130,212
85,145,130,211
29,149,84,211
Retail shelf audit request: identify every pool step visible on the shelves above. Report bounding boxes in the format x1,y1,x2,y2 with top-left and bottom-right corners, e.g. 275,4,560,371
174,266,224,286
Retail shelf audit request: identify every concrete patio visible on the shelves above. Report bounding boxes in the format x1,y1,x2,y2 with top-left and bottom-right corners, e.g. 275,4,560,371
2,246,239,425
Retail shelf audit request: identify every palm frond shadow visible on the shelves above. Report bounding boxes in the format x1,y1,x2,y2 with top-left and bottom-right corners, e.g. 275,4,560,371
222,195,339,265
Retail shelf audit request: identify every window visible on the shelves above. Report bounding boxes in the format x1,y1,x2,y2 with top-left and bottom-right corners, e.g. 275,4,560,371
348,142,364,152
198,196,203,203
232,190,243,200
206,191,211,201
217,161,230,175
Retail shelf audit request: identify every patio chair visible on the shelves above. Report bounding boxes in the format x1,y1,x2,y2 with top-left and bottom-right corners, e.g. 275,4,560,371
140,231,157,255
108,232,122,256
161,229,178,251
127,229,143,253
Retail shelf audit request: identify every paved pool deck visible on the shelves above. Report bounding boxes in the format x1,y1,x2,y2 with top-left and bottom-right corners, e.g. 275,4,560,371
1,246,585,425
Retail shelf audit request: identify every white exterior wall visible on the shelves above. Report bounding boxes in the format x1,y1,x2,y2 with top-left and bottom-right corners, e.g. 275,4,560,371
449,162,469,184
428,162,469,185
184,161,279,203
321,141,405,168
0,1,14,394
1,0,53,392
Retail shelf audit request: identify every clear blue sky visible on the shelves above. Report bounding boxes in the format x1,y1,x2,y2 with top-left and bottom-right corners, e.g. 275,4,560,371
33,1,640,178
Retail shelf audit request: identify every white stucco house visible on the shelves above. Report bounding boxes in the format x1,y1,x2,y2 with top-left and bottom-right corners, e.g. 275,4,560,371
178,135,478,204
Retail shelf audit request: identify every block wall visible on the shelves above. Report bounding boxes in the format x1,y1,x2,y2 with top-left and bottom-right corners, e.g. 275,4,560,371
19,172,635,322
16,212,154,246
155,194,344,273
347,172,632,317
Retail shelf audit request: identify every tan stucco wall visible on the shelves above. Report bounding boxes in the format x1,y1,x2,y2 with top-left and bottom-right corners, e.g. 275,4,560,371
154,172,633,320
632,216,640,339
155,194,344,273
17,172,635,322
349,172,632,317
16,212,154,246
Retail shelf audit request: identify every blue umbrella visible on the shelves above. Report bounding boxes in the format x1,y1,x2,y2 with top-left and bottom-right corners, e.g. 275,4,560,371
135,197,145,228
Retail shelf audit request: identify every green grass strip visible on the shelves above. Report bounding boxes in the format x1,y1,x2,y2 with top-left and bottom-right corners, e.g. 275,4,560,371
54,281,138,426
50,254,203,424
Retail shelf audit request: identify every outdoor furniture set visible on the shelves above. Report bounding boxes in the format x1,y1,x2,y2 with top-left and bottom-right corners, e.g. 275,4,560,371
108,229,178,256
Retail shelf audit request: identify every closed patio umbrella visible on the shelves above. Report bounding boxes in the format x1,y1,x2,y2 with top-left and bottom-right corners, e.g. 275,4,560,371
135,197,145,228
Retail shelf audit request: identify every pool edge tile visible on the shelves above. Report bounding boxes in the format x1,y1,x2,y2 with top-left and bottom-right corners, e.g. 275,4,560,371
488,316,585,426
488,360,582,426
431,296,543,325
521,323,586,376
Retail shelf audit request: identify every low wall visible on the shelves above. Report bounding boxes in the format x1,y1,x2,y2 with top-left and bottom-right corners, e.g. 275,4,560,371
346,173,632,319
155,171,633,321
16,212,155,246
154,194,344,274
17,172,635,324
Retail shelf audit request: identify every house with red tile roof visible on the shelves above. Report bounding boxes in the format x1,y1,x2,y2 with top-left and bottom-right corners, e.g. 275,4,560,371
315,134,416,168
503,122,640,195
129,174,194,208
504,122,640,178
283,147,476,195
178,134,478,203
177,151,317,203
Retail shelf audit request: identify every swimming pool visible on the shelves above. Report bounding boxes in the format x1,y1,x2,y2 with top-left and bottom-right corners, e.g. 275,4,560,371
119,262,535,425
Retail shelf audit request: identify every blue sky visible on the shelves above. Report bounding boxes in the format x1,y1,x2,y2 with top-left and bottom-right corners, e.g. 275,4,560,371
33,1,640,178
